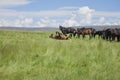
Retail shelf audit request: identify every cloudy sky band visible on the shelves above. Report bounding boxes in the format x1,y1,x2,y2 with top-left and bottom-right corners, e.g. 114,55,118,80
0,0,120,27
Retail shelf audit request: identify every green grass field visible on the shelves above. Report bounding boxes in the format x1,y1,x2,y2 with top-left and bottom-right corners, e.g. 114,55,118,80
0,30,120,80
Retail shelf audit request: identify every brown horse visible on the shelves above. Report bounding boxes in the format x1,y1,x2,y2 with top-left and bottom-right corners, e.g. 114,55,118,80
77,27,95,39
49,31,69,40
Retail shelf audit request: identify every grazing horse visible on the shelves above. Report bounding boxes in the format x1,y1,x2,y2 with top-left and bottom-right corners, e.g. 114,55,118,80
101,28,111,40
77,27,95,39
108,28,120,42
49,31,69,40
59,25,76,37
94,30,103,38
102,28,120,42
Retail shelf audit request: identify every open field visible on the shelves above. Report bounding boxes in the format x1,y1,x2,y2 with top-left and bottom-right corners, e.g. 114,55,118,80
0,30,120,80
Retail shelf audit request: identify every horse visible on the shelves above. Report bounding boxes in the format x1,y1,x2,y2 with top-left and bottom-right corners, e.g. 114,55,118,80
102,28,120,42
59,25,76,37
94,30,103,38
76,27,95,39
108,28,120,42
101,28,111,41
49,31,69,40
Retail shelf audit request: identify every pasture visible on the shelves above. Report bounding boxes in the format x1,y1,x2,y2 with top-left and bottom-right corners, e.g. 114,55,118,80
0,30,120,80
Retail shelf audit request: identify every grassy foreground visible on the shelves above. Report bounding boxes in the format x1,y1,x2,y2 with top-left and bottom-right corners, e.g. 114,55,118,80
0,30,120,80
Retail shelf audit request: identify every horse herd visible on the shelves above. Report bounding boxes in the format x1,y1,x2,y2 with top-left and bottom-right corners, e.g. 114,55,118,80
50,25,120,42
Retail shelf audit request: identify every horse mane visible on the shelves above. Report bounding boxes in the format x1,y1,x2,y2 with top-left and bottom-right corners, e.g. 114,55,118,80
59,25,66,30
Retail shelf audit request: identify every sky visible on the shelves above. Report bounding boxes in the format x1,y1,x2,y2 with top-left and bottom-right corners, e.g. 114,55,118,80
0,0,120,27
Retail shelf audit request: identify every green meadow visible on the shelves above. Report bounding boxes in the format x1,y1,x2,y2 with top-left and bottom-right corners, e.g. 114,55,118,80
0,30,120,80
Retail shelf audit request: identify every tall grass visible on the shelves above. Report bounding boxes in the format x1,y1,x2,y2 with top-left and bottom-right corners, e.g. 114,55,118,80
0,30,120,80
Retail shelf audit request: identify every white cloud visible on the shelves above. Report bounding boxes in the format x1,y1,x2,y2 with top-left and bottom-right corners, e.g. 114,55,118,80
94,11,120,17
21,18,33,27
62,6,95,26
99,17,105,24
0,17,34,27
62,20,78,26
0,0,30,8
104,22,112,25
13,19,22,27
78,6,95,24
0,6,120,27
78,6,95,14
58,6,79,10
36,17,58,27
0,9,72,18
62,12,79,26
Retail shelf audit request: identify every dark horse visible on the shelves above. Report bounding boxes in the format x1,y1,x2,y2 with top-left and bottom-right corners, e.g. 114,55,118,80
102,28,120,42
94,30,103,38
77,27,96,39
59,25,76,37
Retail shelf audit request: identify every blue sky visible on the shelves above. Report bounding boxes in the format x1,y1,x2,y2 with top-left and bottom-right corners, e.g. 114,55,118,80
0,0,120,27
10,0,120,11
8,0,120,11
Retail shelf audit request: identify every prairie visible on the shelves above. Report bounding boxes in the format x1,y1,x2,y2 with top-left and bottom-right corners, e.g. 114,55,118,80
0,30,120,80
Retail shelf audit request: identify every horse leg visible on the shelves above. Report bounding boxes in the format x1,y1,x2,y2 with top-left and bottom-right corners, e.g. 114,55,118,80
116,35,120,42
71,33,72,37
64,33,67,36
94,33,96,38
91,33,94,38
98,34,101,38
119,36,120,42
73,33,76,38
93,33,95,38
82,34,85,39
77,33,80,38
94,34,96,38
89,34,92,39
109,35,112,42
69,33,72,38
111,34,115,41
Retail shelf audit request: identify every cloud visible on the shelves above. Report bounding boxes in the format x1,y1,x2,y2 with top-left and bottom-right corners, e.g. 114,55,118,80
0,17,34,27
0,17,59,27
78,6,95,14
62,6,95,26
0,0,30,8
21,18,33,27
36,17,58,27
62,20,78,27
58,6,79,10
99,17,105,24
0,9,72,18
0,6,120,27
94,11,120,17
78,6,95,24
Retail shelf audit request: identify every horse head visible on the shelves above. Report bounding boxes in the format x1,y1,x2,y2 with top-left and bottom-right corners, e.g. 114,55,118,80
59,25,63,30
